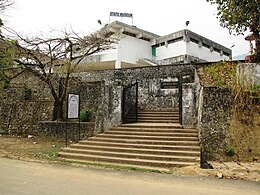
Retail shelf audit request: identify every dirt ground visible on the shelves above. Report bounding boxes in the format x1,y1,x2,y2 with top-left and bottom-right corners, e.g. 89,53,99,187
0,135,259,182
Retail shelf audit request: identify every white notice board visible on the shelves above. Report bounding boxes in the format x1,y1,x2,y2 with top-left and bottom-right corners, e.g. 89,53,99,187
67,94,79,119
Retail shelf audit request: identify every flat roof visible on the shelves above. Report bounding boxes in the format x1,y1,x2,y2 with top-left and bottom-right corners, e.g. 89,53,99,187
101,21,231,54
156,29,231,54
104,21,160,39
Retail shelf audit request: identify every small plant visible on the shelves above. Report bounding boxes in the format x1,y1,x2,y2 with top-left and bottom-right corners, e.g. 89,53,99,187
79,108,94,122
225,146,235,157
0,128,7,135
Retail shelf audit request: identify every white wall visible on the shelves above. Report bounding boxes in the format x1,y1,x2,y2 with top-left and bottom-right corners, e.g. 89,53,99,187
119,36,152,64
156,41,187,60
186,42,229,62
99,49,118,61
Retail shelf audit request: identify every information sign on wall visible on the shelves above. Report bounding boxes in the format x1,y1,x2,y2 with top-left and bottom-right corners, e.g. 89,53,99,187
67,94,80,119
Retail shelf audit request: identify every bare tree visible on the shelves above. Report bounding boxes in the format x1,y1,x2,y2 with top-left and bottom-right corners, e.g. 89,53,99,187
0,0,13,33
0,0,12,10
2,29,115,120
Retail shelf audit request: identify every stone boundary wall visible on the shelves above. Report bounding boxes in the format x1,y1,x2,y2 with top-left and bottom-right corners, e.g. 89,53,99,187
76,64,196,129
237,63,260,88
0,72,103,136
1,64,197,136
0,87,53,135
39,121,95,142
197,86,232,160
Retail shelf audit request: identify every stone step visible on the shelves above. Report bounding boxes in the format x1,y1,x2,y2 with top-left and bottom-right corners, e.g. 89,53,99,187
69,144,200,156
137,116,179,120
59,153,197,168
120,123,183,129
138,110,179,114
137,119,180,123
62,148,199,162
109,127,197,133
62,160,170,172
138,113,179,117
60,148,200,162
88,137,199,146
105,130,198,137
96,134,198,141
79,141,200,151
59,109,200,169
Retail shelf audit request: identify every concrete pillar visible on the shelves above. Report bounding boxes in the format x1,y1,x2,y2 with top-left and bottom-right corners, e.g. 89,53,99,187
115,60,121,69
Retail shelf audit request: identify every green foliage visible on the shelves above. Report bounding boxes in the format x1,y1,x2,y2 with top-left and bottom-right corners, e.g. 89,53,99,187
207,0,260,61
225,146,235,157
0,43,16,90
205,61,259,124
79,108,94,122
0,128,7,135
207,0,260,34
204,61,236,87
0,47,15,68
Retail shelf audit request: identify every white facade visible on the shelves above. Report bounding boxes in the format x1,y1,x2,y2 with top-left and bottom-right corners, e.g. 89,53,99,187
78,21,232,71
156,41,187,61
119,36,153,66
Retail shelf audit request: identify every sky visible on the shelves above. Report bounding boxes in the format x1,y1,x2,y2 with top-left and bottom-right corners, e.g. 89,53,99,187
2,0,251,56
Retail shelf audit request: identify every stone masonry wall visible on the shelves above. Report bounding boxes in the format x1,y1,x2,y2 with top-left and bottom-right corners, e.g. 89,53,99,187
0,71,103,136
197,86,232,160
77,64,196,129
1,64,197,137
38,121,95,142
0,74,54,135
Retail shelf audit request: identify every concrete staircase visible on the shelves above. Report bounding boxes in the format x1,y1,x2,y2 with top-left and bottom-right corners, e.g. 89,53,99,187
137,110,180,123
59,111,200,170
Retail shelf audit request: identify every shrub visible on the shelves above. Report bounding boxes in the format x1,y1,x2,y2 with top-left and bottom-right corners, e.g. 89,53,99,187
225,146,235,157
79,108,94,122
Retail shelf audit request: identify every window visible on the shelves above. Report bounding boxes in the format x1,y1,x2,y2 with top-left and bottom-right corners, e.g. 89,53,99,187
202,43,211,49
159,42,165,46
223,51,230,57
153,44,159,48
213,47,220,53
152,42,165,48
122,31,136,37
139,37,150,42
190,38,199,44
167,37,183,44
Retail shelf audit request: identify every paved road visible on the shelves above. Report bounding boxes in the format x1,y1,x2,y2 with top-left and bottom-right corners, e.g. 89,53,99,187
0,158,259,195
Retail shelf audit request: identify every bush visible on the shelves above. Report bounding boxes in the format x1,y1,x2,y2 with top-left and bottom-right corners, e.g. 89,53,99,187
79,108,94,122
225,146,235,157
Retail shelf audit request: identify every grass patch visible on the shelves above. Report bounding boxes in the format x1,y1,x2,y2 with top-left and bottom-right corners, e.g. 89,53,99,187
225,146,235,157
27,148,60,161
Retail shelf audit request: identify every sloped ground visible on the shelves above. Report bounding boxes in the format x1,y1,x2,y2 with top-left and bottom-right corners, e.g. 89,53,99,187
0,135,259,181
172,162,260,181
0,135,64,162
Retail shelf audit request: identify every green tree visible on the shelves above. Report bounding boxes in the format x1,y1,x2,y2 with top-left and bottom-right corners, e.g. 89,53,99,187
207,0,260,61
0,0,15,87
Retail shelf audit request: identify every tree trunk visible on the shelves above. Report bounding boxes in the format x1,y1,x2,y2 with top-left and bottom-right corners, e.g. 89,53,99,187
253,30,260,62
52,78,65,121
52,98,64,121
